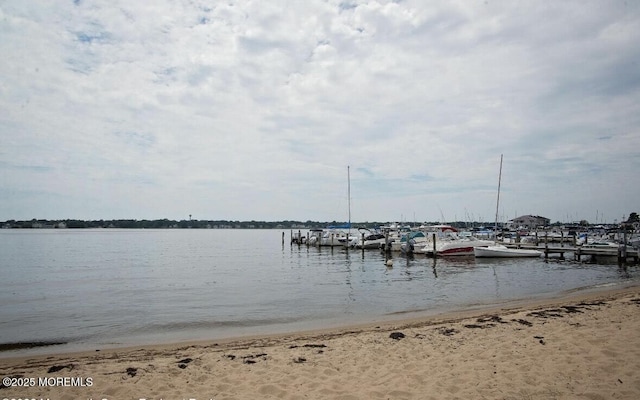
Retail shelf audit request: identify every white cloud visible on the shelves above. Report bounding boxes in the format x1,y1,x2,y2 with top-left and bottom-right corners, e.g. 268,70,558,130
1,0,639,223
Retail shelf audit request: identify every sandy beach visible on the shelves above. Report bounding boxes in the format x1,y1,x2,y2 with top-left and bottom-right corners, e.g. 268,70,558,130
2,285,640,400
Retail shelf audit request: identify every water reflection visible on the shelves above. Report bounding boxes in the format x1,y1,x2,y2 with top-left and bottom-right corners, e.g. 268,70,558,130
289,243,639,316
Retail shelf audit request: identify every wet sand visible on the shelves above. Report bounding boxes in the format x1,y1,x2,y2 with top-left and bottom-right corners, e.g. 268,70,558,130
2,285,640,399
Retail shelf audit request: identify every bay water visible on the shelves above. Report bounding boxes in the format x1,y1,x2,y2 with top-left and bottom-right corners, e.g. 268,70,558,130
0,229,637,357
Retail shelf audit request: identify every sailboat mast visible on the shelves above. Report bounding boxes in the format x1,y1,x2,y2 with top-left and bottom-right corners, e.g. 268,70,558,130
494,154,503,235
347,165,351,232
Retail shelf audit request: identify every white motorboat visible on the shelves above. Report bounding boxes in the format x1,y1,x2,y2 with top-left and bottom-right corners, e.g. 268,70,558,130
320,229,350,247
474,245,543,258
307,228,351,247
576,233,620,249
412,225,493,256
306,229,324,246
581,241,619,249
353,229,387,249
422,237,495,256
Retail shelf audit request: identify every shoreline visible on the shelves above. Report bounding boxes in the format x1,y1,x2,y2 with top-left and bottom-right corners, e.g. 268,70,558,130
1,280,635,360
2,283,640,399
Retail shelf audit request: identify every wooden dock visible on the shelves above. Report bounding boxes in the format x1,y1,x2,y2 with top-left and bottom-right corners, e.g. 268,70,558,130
503,243,639,265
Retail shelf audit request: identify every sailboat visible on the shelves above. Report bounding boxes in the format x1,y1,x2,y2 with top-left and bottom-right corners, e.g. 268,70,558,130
337,165,358,247
474,155,542,258
312,166,356,247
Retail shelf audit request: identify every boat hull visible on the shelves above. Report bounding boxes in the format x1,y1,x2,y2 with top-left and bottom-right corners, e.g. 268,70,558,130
474,245,543,258
354,239,386,249
422,239,495,256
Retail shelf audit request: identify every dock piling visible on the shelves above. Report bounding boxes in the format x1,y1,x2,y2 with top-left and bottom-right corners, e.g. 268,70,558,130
432,233,437,258
544,232,549,260
619,229,628,265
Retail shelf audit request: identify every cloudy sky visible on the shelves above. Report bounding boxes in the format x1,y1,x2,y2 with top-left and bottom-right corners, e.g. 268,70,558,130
1,1,639,224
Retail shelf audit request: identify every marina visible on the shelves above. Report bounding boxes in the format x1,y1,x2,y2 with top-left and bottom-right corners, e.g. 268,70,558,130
289,226,640,265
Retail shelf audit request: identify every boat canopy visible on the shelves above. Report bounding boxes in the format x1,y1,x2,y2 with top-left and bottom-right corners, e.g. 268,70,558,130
400,231,426,242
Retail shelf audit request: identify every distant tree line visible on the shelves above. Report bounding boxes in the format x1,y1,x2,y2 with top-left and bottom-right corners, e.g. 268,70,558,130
2,219,386,230
2,214,637,230
0,218,514,230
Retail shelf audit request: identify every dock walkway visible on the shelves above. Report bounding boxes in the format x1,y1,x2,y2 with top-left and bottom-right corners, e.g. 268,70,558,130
503,243,639,264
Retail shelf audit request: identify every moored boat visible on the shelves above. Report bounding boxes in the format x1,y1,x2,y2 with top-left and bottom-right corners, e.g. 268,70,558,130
307,228,349,247
320,228,350,247
353,228,387,249
398,231,429,253
423,237,495,256
474,245,543,258
414,225,494,256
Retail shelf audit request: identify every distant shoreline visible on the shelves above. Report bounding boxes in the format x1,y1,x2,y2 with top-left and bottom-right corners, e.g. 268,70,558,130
1,218,622,230
1,219,368,230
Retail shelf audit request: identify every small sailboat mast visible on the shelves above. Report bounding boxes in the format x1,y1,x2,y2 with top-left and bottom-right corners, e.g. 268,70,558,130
494,154,503,237
347,165,351,235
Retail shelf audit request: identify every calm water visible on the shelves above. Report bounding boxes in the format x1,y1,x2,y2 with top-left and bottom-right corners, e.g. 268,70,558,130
0,229,637,357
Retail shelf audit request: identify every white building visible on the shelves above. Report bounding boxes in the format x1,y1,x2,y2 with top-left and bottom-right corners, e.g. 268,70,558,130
508,215,550,229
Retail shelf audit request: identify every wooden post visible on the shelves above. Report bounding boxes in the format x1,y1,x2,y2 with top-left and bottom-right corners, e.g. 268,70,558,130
544,243,549,260
618,247,623,265
298,230,301,247
432,233,437,258
282,231,285,246
544,231,548,247
306,231,310,247
384,230,390,253
544,231,549,259
406,234,413,255
619,229,628,265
